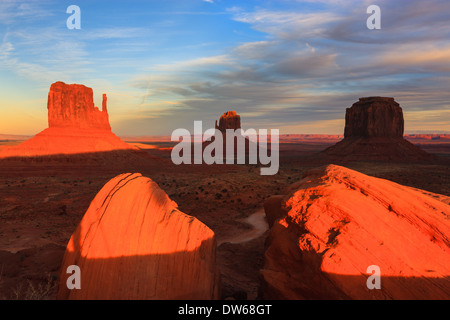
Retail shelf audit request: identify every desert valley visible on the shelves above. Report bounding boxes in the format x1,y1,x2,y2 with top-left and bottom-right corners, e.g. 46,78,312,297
0,82,448,300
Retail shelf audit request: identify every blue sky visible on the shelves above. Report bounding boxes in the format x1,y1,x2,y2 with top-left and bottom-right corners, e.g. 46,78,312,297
1,0,449,135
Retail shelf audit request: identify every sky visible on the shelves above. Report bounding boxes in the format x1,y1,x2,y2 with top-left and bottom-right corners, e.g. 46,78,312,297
0,0,449,136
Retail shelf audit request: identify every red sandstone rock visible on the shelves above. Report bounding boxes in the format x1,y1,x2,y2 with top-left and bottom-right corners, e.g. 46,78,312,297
323,136,434,161
102,93,107,114
0,127,136,157
263,195,288,228
215,111,241,132
202,110,261,164
344,97,403,138
48,81,110,131
261,165,450,300
58,173,220,300
0,82,138,159
323,97,434,161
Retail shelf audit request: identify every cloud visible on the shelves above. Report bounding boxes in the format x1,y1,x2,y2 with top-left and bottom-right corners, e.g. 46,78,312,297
0,29,91,83
232,9,344,40
2,0,449,135
376,45,450,72
152,54,234,71
124,0,450,134
0,0,53,25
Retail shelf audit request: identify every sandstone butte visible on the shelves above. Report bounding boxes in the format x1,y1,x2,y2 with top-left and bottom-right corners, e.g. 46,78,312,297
261,164,450,300
215,110,241,132
58,173,220,300
0,81,136,158
203,110,254,163
323,97,434,161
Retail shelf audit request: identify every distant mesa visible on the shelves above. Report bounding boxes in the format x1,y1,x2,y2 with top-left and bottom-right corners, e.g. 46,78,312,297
261,164,450,300
323,97,434,161
58,173,220,300
344,97,403,138
204,110,258,164
48,81,111,131
215,110,241,133
0,81,137,158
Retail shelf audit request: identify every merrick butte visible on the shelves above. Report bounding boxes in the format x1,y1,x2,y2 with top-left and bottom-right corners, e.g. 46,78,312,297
171,121,280,175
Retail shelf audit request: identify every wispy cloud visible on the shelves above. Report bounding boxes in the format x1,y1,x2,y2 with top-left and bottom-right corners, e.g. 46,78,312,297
1,0,449,135
0,0,53,25
124,0,450,134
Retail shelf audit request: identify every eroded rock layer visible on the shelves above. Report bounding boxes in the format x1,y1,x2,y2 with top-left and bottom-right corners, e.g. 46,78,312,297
344,97,403,138
48,81,110,131
261,165,450,300
323,97,434,161
58,173,220,300
0,82,137,158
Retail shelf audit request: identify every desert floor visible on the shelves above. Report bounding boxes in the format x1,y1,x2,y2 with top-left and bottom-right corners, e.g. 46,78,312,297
0,135,449,299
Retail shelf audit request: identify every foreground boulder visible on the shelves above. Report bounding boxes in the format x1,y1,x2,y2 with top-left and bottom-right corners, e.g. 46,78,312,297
323,97,434,161
58,173,220,300
261,165,450,299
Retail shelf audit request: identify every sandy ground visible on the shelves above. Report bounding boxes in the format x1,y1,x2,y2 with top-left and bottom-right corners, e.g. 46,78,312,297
0,136,449,299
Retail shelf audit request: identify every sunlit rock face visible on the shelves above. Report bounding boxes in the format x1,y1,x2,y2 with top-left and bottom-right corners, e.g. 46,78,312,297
0,82,137,158
58,173,220,300
261,165,450,300
47,81,111,131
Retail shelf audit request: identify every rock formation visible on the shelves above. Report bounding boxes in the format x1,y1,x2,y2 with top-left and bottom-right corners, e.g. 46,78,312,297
202,110,248,163
323,97,434,161
58,173,220,300
344,97,403,138
263,195,288,228
47,82,110,131
0,82,137,158
215,111,241,132
261,165,450,300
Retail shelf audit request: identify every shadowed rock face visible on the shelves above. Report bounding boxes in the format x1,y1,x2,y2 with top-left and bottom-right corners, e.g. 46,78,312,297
322,97,434,161
344,97,403,138
261,165,450,300
215,111,241,132
48,81,110,131
58,173,220,300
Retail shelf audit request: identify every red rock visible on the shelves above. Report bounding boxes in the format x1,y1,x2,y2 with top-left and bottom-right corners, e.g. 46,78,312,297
263,195,288,228
202,110,260,164
344,97,403,138
0,82,137,158
58,173,220,300
215,111,241,132
323,97,434,161
261,165,450,299
48,81,110,131
0,127,135,157
102,93,107,114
